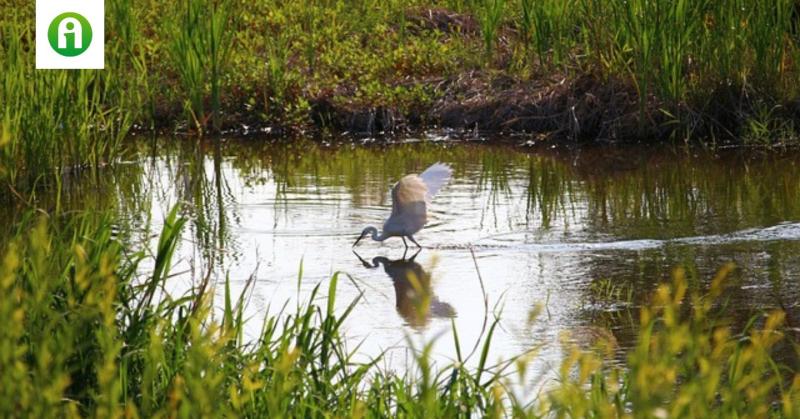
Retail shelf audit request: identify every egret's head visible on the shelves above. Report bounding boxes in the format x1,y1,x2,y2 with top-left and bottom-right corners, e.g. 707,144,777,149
353,226,377,247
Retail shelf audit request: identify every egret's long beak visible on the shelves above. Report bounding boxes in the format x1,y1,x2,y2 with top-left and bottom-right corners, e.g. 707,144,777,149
353,233,365,247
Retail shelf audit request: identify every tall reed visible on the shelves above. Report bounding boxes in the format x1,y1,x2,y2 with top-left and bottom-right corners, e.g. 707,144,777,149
570,0,798,104
517,0,574,68
0,11,132,193
477,0,505,59
1,204,797,416
167,0,237,134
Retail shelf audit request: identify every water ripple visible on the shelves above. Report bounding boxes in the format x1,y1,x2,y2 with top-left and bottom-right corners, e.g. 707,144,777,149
448,222,800,253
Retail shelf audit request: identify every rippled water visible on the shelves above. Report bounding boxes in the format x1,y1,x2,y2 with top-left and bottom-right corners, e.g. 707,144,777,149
17,137,800,378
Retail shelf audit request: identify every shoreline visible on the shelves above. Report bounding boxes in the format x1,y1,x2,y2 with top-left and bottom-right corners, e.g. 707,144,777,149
148,69,800,146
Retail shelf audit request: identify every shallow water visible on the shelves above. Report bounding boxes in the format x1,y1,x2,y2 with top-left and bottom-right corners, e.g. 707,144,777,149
19,137,800,380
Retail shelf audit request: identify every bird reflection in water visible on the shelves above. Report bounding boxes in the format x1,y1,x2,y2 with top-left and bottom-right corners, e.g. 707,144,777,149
354,249,455,328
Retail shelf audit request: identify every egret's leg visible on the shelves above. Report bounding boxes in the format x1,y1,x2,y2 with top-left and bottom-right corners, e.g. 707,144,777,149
402,236,409,249
408,236,422,248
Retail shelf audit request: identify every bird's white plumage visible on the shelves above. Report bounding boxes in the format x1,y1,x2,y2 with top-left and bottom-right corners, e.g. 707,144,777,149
418,162,452,201
384,163,452,237
354,162,452,247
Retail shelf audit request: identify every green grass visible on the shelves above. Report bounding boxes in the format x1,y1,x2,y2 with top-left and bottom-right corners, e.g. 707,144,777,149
2,0,800,413
166,0,237,133
0,1,153,194
3,0,800,197
0,205,798,417
477,0,505,59
0,4,139,193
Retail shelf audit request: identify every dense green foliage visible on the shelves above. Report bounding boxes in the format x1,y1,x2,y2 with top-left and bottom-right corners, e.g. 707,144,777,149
2,1,800,415
0,206,797,417
2,0,800,191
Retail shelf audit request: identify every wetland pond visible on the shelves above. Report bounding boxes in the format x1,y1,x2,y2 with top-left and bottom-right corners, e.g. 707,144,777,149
32,137,800,381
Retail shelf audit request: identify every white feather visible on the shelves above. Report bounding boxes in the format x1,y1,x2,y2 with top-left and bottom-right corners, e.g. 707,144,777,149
418,162,452,201
382,162,452,237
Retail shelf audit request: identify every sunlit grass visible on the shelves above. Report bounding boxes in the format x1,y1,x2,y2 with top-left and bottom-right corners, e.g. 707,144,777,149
0,207,797,416
1,0,799,414
0,4,139,194
2,0,799,197
166,0,236,134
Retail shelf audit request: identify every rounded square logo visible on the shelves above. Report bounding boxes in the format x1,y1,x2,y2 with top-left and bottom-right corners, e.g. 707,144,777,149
36,0,104,69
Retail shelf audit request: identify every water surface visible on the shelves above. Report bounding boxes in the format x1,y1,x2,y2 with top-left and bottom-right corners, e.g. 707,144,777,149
15,137,800,380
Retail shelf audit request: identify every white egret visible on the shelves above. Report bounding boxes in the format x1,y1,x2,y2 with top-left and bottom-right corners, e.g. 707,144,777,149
353,162,452,248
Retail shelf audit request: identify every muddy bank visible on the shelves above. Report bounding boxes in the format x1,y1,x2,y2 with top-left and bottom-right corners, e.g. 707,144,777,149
150,68,799,145
306,73,798,144
250,70,659,142
143,6,800,145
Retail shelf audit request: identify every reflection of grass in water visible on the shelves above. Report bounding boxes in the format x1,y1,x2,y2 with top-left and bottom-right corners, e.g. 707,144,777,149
577,151,800,238
11,138,800,277
227,141,800,237
224,139,538,210
2,211,798,416
0,158,150,253
114,139,800,245
212,139,575,228
170,141,236,265
524,157,575,229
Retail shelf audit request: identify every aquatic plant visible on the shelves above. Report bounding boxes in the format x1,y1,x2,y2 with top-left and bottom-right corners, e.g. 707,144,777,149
0,204,797,416
518,0,573,68
166,0,237,133
477,0,505,59
0,10,133,192
541,265,800,417
3,0,799,145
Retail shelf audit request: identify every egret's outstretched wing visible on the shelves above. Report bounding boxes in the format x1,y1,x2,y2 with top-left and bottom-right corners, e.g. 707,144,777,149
385,163,452,236
418,162,452,200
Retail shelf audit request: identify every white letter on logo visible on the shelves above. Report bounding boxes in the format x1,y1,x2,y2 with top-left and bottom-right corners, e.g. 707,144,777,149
57,17,82,49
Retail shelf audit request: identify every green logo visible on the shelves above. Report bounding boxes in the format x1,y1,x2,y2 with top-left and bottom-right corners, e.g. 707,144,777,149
47,12,93,57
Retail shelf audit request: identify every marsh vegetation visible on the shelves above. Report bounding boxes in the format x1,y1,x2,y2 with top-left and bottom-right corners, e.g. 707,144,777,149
1,138,799,416
2,0,800,416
